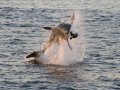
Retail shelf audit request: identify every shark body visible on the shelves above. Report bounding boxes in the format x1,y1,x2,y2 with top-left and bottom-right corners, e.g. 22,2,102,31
26,13,78,64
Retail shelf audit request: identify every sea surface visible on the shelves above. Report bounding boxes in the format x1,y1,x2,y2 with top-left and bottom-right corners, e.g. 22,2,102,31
0,0,120,90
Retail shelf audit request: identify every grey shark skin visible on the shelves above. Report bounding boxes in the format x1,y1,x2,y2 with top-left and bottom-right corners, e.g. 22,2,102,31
26,13,78,61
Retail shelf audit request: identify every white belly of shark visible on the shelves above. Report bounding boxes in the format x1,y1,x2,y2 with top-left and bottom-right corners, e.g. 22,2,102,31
26,11,85,66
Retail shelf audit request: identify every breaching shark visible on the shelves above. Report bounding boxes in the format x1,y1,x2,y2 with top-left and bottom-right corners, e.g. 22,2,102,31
26,13,78,64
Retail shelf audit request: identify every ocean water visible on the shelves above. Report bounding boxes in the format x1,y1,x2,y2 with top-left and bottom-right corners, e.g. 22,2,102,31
0,0,120,90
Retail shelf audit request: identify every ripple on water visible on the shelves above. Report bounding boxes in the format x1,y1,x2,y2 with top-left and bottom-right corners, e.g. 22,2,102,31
0,1,120,89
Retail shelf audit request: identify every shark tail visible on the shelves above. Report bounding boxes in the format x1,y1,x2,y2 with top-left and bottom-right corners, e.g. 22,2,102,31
26,51,38,58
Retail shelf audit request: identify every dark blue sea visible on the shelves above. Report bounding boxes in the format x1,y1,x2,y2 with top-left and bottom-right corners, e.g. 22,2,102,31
0,0,120,90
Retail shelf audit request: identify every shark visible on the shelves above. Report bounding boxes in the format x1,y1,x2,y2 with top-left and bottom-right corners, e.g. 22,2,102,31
26,13,78,64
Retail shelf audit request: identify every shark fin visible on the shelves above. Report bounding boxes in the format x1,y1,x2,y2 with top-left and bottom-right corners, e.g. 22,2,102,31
70,12,75,24
67,39,72,50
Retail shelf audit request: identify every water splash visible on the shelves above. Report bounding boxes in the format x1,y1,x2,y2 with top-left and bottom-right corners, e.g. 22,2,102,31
39,11,85,65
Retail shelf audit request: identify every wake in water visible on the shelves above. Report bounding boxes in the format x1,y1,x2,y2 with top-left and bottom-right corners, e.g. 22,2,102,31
26,11,85,66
